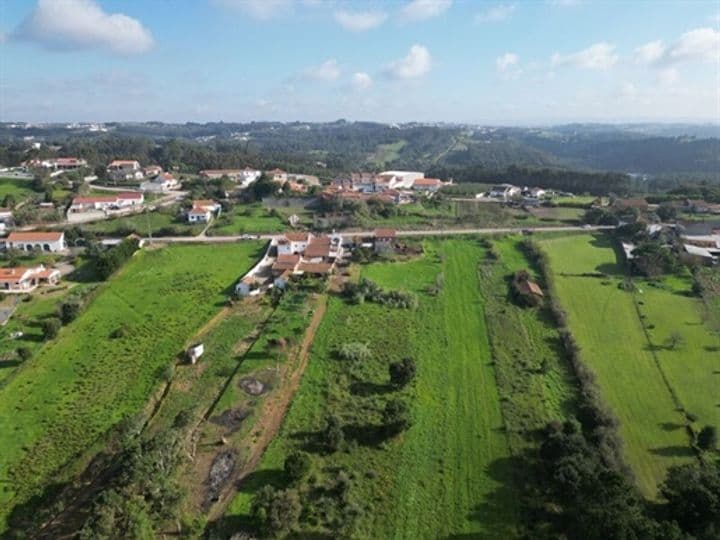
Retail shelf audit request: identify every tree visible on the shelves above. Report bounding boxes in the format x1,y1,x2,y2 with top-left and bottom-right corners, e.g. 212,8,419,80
323,414,344,452
59,301,82,325
666,332,685,350
389,358,416,388
660,463,720,536
656,204,677,222
42,318,61,340
697,425,717,451
382,399,411,436
251,486,302,536
283,451,311,483
3,194,16,209
16,347,31,361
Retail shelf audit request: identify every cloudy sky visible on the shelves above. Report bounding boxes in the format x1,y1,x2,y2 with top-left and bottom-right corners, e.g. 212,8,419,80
1,0,718,124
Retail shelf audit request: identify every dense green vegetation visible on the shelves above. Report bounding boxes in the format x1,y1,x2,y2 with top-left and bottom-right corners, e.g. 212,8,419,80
0,243,263,532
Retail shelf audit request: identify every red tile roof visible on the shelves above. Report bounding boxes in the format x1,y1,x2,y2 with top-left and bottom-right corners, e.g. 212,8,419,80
297,262,333,274
7,231,63,242
413,177,442,186
374,228,396,238
284,232,310,242
0,267,32,282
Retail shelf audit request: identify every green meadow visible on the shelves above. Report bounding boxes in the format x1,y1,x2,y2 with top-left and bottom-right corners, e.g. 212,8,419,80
224,239,520,538
539,233,714,496
0,242,263,531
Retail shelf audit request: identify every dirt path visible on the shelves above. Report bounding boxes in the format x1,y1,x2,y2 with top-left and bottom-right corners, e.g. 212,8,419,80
206,293,328,522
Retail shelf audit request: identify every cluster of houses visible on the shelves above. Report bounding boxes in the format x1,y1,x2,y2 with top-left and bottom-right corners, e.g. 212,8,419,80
321,171,448,205
235,228,399,296
197,167,320,194
106,160,181,192
680,223,720,264
22,157,88,171
477,184,556,205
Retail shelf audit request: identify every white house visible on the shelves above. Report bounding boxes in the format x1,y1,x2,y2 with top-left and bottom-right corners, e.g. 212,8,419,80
412,178,443,192
52,157,87,170
187,200,220,223
376,171,424,191
489,184,521,200
0,265,61,293
523,187,546,198
107,160,143,181
235,275,258,296
143,165,163,178
140,172,179,192
276,232,312,255
69,192,144,213
4,231,66,252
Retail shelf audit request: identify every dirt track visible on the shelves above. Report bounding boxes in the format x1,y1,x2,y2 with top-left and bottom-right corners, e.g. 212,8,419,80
206,293,328,521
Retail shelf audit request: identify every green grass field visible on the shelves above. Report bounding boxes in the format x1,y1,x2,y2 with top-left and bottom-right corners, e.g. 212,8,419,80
368,140,407,166
0,243,263,531
208,204,287,235
0,178,39,202
80,206,203,236
539,234,705,496
224,239,520,538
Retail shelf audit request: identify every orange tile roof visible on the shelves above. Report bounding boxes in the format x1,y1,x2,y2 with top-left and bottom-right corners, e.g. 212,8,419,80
7,231,63,242
374,228,396,238
0,267,31,282
297,262,333,274
284,232,310,242
413,177,442,186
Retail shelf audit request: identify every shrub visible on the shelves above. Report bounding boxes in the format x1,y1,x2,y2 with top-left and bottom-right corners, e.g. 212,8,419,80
323,415,344,452
16,347,31,361
337,342,371,363
284,452,311,483
342,278,417,309
59,301,82,325
42,318,61,340
382,399,411,436
697,425,717,451
389,358,416,388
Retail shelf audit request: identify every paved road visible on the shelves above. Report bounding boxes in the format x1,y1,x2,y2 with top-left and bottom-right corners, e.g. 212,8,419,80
143,225,613,244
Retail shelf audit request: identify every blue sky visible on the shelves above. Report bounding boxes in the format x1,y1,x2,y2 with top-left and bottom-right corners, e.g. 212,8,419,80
1,0,718,124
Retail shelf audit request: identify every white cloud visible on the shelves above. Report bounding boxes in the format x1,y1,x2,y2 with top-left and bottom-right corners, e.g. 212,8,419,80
496,53,522,79
551,42,618,70
352,72,373,90
302,59,341,81
334,10,387,31
215,0,291,19
385,44,432,79
475,4,515,23
400,0,452,21
657,67,679,85
665,27,719,63
636,28,720,67
634,40,665,64
13,0,153,54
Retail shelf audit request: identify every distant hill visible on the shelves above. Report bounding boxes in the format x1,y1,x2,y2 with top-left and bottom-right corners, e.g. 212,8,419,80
1,121,718,178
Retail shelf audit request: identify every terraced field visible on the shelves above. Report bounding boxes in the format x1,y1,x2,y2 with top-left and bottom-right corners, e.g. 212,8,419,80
0,242,263,531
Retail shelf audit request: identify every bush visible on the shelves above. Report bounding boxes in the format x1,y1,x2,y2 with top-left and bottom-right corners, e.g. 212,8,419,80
342,278,417,309
337,342,371,363
16,347,31,361
284,452,311,483
322,415,344,452
389,358,416,388
42,318,61,340
697,425,717,451
59,301,82,325
382,399,411,436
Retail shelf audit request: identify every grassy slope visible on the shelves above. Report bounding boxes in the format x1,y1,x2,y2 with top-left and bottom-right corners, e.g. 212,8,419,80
0,178,38,200
0,243,263,530
539,234,692,496
225,239,519,538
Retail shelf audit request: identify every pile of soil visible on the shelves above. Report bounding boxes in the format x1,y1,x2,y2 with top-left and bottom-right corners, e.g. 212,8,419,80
212,407,251,432
239,377,266,396
206,450,236,506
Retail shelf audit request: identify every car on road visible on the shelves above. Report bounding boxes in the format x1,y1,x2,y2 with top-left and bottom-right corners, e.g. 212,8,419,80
582,224,592,229
240,234,259,240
